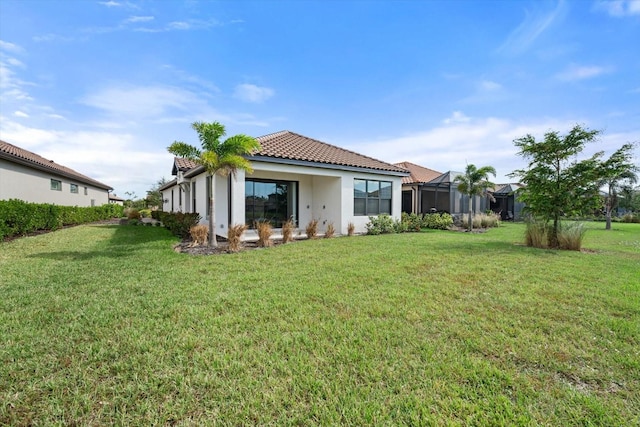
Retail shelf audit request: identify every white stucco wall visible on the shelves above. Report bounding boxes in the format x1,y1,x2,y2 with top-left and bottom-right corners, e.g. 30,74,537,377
0,159,109,206
160,161,405,236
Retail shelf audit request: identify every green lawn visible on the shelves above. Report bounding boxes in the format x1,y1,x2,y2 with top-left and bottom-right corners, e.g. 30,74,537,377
1,222,638,426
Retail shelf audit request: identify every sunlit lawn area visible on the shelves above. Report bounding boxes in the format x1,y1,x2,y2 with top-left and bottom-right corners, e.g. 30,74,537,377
1,222,638,425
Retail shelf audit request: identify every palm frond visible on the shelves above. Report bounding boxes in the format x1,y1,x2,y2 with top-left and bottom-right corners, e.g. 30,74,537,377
167,141,201,161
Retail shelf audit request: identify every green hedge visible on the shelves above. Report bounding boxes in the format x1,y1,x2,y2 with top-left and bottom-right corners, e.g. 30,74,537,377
155,211,201,238
0,199,124,240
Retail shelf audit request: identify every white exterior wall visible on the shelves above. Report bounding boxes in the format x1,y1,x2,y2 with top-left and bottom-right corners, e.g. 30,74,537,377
238,161,404,235
0,159,109,206
160,161,404,237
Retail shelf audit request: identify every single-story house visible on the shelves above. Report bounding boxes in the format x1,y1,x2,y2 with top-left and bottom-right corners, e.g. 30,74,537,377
160,130,410,237
0,140,112,206
394,161,443,214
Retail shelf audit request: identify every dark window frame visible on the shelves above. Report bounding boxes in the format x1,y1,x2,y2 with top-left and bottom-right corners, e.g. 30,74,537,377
354,178,392,216
245,178,298,228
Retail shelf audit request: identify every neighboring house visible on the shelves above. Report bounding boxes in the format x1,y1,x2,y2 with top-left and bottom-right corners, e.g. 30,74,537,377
489,183,525,220
160,130,409,236
394,161,442,214
108,193,125,206
0,140,112,207
394,162,494,220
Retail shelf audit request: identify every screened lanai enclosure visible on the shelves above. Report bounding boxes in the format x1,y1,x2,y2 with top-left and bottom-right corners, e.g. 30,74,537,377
489,183,525,221
404,171,490,220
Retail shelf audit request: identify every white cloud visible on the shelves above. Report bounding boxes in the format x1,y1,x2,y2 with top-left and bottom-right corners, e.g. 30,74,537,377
443,111,470,124
13,110,29,118
344,112,579,183
233,83,275,103
0,40,23,53
556,64,611,81
594,0,640,17
498,0,567,54
480,80,502,91
124,16,155,24
80,84,204,119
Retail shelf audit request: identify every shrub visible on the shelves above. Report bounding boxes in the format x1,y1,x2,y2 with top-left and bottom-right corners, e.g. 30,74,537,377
401,212,423,232
393,218,408,233
162,212,201,238
227,224,248,252
139,209,152,218
0,199,123,241
366,214,395,235
347,222,355,237
189,224,208,246
422,213,453,230
622,213,640,223
282,218,295,243
306,219,319,239
255,221,273,247
126,208,141,220
557,222,586,251
324,222,335,238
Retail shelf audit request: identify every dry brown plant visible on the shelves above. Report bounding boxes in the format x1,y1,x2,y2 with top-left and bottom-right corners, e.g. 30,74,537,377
306,219,319,239
255,221,273,247
347,222,355,236
282,218,295,243
227,224,248,252
324,222,335,238
189,225,209,246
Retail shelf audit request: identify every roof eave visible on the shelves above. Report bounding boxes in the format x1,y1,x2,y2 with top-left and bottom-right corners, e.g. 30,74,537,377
246,155,410,177
0,151,113,191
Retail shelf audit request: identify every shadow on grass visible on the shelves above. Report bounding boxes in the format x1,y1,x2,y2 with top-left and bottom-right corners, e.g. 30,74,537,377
28,224,176,261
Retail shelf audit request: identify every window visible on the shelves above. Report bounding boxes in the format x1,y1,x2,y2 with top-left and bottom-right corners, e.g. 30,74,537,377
192,182,197,213
51,179,62,191
245,178,297,228
84,187,88,195
354,179,392,215
70,183,79,194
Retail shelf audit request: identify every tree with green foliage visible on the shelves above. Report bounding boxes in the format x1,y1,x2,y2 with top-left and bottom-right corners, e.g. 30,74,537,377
146,177,169,209
167,121,261,247
454,163,496,231
509,125,603,248
598,143,638,230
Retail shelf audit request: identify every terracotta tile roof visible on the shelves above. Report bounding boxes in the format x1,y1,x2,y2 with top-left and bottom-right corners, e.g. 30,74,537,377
394,161,442,185
175,157,198,171
251,131,408,174
0,139,112,190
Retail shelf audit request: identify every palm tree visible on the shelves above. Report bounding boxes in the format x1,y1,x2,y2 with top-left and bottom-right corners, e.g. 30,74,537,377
454,164,496,231
167,121,261,247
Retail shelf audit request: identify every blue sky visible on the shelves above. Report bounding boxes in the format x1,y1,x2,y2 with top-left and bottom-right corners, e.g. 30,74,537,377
1,0,638,198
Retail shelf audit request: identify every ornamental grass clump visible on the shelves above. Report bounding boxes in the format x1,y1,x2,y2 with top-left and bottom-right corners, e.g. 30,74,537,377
473,212,500,229
306,219,319,239
347,222,355,236
557,222,586,251
189,225,209,246
227,223,247,252
525,219,549,249
324,222,335,238
282,218,295,243
255,221,273,247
